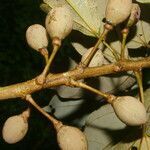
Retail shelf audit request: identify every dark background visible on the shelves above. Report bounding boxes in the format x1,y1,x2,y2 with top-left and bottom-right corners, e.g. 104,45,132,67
0,0,60,149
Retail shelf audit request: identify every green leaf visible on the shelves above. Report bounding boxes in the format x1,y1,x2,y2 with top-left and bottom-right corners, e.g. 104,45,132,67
84,104,126,150
144,88,150,136
144,88,150,110
136,0,150,3
65,0,103,37
127,20,150,49
43,95,85,119
110,135,150,150
43,0,108,37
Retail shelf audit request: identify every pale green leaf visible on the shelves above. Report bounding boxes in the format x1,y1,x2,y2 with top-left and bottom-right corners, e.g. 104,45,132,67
110,135,150,150
48,95,84,119
136,0,150,3
144,88,150,136
43,0,109,37
84,104,126,150
144,88,150,110
127,20,150,49
71,42,88,55
43,95,88,127
65,0,103,37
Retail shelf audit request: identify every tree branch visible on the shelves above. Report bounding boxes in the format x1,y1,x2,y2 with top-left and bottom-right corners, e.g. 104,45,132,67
0,57,150,100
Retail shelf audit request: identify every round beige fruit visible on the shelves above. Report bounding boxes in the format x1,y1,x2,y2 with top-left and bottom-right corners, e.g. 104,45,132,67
57,125,88,150
45,5,73,40
2,115,28,144
26,24,49,51
105,0,132,25
112,96,147,126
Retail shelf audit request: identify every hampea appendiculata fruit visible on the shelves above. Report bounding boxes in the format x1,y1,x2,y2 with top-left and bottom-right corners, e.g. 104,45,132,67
57,125,88,150
2,110,29,144
105,0,132,25
112,96,147,126
45,5,73,41
26,24,49,51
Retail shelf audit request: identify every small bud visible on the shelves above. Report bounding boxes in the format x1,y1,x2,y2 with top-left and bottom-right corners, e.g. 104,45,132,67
127,3,141,27
2,110,29,144
81,47,104,67
45,5,73,44
105,0,132,25
112,96,147,126
57,125,88,150
26,24,49,51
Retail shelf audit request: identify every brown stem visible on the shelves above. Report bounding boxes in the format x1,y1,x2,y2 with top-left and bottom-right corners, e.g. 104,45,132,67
25,94,63,131
21,107,30,120
134,70,145,138
69,79,115,103
139,135,145,150
134,71,144,103
39,48,49,64
120,31,128,60
79,26,110,67
37,45,59,84
0,57,150,100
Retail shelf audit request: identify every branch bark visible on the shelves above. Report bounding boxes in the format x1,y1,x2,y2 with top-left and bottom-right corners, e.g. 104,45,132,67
0,57,150,100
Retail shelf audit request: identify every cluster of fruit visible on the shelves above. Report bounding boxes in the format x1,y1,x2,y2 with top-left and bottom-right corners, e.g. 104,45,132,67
1,0,147,149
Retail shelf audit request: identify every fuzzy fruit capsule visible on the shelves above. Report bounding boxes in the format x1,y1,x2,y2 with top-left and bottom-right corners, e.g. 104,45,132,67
26,24,49,51
57,125,88,150
2,114,29,144
45,6,73,42
112,96,147,126
127,3,141,27
105,0,132,25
